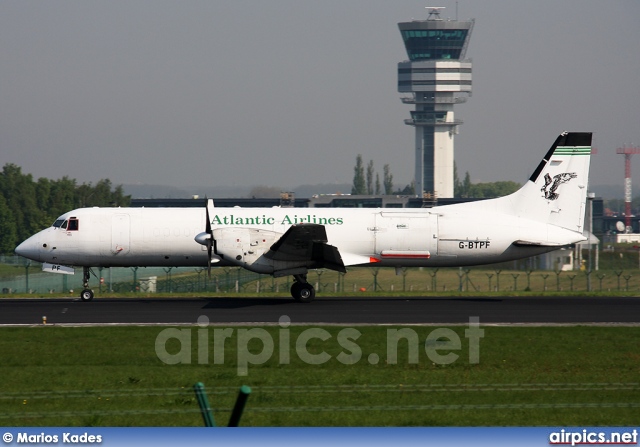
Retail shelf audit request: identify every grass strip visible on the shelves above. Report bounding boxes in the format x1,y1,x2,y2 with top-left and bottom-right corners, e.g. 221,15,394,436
0,326,638,426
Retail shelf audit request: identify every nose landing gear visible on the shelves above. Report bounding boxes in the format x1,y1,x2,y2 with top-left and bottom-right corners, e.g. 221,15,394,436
80,267,95,301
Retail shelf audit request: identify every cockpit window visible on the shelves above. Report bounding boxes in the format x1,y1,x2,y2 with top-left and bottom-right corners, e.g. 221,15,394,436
52,218,79,230
67,217,79,231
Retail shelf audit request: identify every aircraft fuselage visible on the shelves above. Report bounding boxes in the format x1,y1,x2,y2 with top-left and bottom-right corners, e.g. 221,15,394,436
19,204,577,270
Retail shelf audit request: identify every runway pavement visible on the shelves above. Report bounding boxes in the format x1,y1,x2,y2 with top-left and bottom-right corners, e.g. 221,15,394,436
0,296,639,326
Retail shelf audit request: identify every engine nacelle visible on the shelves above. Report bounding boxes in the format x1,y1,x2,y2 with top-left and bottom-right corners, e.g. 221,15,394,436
212,228,280,274
212,227,319,276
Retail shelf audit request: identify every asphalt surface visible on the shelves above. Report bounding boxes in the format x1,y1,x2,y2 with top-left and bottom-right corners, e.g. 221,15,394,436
0,296,639,325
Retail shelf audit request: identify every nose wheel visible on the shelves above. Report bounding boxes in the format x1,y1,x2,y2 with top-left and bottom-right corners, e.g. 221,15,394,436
80,288,94,301
80,267,95,302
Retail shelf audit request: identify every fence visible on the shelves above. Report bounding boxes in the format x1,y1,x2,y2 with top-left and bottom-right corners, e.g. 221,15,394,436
1,255,639,295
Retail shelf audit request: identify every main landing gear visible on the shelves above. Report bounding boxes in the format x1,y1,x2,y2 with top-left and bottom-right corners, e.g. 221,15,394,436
290,274,315,303
80,267,95,302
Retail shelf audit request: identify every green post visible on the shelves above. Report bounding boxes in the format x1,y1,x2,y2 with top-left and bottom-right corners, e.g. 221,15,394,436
402,267,408,292
131,267,139,293
371,268,379,292
228,385,251,427
511,273,519,291
541,274,549,291
430,268,439,291
163,267,173,293
193,382,216,427
486,273,493,292
25,261,30,293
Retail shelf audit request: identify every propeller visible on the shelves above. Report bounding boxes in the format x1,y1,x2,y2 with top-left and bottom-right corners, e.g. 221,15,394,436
204,203,213,276
194,199,216,276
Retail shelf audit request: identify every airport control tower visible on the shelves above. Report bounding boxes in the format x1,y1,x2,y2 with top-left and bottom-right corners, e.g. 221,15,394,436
398,7,474,199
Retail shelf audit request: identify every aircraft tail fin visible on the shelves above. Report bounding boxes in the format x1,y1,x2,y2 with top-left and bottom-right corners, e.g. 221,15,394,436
508,131,592,233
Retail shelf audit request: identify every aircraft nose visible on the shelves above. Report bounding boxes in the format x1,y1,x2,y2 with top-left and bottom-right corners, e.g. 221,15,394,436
15,235,41,261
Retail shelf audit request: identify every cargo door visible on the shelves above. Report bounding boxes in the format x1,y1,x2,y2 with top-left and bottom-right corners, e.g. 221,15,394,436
374,212,437,260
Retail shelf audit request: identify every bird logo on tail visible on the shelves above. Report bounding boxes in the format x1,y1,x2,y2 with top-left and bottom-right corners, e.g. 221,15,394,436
541,172,577,200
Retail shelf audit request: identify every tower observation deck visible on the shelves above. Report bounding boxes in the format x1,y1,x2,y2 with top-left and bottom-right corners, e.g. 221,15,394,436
398,7,474,199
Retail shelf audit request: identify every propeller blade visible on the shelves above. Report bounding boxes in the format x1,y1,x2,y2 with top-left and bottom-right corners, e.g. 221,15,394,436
205,200,212,235
206,199,213,277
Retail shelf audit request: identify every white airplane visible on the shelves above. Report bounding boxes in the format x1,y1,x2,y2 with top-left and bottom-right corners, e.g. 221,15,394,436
15,131,592,303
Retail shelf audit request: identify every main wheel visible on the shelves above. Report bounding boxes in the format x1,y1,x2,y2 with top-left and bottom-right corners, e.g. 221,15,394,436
291,282,315,303
80,289,94,302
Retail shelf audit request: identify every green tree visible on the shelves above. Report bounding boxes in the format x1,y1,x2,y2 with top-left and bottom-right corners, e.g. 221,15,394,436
468,181,521,198
36,178,51,212
0,164,46,242
111,185,130,207
453,162,462,197
394,182,415,195
454,167,520,199
462,172,472,198
366,160,374,195
383,164,393,195
49,176,77,216
0,163,131,254
351,155,366,195
0,195,17,254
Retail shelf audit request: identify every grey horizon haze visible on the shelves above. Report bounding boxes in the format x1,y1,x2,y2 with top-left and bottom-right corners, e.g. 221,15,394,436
2,1,640,198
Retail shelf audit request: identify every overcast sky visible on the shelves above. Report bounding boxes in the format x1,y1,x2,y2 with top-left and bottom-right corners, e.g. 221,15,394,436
2,0,640,196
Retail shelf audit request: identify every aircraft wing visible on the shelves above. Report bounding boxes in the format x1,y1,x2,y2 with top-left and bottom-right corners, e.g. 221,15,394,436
265,223,347,273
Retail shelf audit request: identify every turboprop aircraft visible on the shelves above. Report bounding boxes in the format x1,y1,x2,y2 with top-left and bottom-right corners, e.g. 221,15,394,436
15,132,592,302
